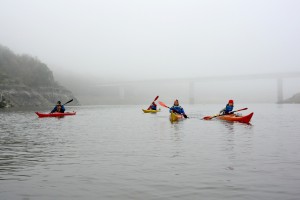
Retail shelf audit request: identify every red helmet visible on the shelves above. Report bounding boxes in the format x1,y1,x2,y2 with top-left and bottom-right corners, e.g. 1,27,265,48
228,99,234,104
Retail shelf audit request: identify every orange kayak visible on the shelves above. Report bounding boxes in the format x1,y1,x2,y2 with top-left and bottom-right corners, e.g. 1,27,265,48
169,112,184,122
218,112,254,123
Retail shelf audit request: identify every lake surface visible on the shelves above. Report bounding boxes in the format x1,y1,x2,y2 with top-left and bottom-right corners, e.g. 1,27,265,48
1,104,300,200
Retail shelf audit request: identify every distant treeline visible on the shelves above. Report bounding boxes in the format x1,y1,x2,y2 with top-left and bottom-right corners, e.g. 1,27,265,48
0,44,56,87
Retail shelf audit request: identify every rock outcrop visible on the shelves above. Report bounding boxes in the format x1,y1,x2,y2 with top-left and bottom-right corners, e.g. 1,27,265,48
281,93,300,104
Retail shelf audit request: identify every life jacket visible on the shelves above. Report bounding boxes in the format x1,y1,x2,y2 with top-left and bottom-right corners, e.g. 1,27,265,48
150,104,157,110
170,105,184,114
51,105,65,113
224,104,234,114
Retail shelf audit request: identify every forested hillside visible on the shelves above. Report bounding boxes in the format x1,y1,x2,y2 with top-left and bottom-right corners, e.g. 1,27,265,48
0,44,79,107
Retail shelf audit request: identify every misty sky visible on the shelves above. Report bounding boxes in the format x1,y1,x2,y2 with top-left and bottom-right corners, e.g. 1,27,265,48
0,0,300,81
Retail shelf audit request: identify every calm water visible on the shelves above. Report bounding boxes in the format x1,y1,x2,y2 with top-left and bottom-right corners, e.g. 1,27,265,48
0,104,300,200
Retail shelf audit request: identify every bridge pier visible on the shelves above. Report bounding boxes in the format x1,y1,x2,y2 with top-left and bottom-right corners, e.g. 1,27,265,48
277,78,283,103
189,81,195,104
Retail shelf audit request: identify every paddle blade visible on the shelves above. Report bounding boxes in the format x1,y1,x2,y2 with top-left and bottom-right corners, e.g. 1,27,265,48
203,116,212,120
158,101,169,108
154,95,159,101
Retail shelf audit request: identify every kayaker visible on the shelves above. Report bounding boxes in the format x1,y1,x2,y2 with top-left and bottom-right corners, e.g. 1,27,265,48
50,101,65,113
149,102,157,110
169,99,188,118
220,99,234,115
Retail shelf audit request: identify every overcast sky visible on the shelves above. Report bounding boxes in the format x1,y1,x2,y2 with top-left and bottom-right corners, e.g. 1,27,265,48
0,0,299,81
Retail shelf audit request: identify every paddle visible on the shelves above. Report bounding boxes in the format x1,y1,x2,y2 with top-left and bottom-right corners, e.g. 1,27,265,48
158,101,170,109
203,107,248,120
147,96,159,110
158,101,188,118
63,99,73,106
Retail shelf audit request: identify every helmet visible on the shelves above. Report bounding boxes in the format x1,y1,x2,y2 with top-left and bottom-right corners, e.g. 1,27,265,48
57,101,61,105
228,99,234,104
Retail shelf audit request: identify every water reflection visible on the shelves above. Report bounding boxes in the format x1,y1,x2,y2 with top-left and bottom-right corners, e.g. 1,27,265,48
0,113,56,181
0,131,51,180
217,119,255,179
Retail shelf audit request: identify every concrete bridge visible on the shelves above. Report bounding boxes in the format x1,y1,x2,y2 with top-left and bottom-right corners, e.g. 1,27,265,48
98,72,300,104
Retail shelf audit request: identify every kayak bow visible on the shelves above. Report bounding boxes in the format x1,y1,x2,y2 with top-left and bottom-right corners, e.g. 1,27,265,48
169,112,184,122
35,112,76,118
218,112,254,123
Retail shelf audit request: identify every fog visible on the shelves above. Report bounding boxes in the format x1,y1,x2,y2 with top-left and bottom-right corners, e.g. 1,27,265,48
1,0,300,104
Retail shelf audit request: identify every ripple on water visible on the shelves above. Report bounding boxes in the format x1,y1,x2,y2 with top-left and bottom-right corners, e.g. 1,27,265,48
0,104,300,200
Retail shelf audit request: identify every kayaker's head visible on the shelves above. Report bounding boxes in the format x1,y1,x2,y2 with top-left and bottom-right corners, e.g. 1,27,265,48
174,99,179,106
57,101,61,105
228,99,234,106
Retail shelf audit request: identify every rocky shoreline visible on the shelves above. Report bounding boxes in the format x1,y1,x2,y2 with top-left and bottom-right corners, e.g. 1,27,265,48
0,84,79,108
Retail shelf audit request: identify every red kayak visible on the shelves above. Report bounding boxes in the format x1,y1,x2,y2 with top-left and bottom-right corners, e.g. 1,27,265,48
35,112,76,118
218,112,254,123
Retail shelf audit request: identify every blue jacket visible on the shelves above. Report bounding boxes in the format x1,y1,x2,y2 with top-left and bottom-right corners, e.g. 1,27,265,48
51,105,65,113
220,104,233,114
169,105,185,115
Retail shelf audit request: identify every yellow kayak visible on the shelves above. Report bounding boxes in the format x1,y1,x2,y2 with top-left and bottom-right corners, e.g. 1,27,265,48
169,112,184,122
142,108,161,113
